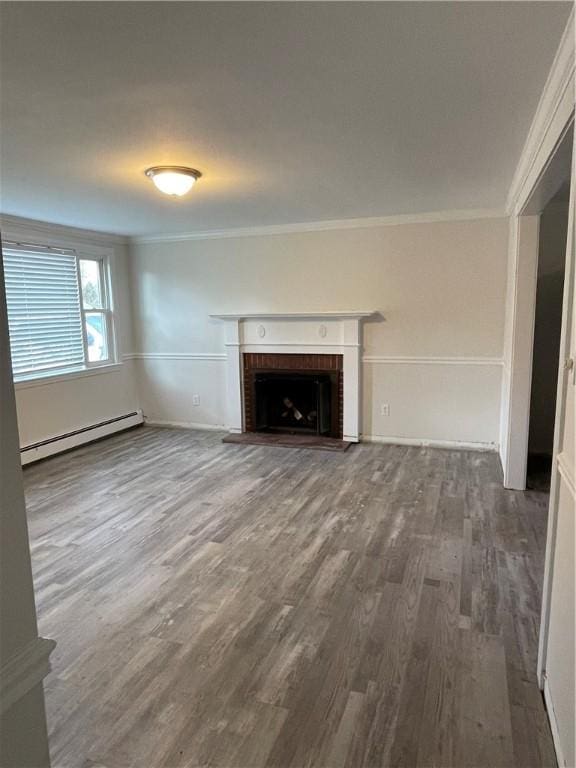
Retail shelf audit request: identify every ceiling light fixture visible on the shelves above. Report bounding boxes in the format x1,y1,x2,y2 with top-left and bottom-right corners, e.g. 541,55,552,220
145,166,202,196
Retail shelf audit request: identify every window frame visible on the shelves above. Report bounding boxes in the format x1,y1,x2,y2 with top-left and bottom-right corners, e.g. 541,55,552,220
76,252,116,369
3,239,118,384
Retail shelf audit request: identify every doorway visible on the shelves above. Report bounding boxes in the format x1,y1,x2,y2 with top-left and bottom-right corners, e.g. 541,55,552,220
502,120,574,492
527,183,570,491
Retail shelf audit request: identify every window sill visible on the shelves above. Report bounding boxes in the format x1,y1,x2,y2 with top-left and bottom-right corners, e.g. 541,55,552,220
14,363,122,391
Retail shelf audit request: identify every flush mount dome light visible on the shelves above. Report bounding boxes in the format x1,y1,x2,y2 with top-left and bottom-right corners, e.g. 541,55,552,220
145,166,202,196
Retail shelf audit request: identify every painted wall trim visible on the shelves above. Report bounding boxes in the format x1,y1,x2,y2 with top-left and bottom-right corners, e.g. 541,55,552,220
21,410,144,465
506,9,575,213
125,352,226,361
0,636,56,715
14,363,123,391
362,434,497,452
0,213,128,247
228,342,361,349
141,420,498,453
543,676,567,768
144,417,225,432
127,352,503,366
210,311,376,320
132,208,506,244
502,215,541,490
556,451,575,497
363,355,503,366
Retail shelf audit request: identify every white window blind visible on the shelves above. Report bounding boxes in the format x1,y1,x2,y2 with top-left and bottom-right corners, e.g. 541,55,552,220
3,245,85,378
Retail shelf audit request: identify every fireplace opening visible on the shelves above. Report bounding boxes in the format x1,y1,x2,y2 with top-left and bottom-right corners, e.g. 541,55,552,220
254,372,334,435
243,353,343,439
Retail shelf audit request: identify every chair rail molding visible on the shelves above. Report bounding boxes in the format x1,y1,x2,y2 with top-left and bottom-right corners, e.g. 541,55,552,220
126,351,503,366
362,355,503,366
124,352,226,361
0,636,56,715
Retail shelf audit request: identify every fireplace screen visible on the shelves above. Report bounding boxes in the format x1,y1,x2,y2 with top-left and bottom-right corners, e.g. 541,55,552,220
254,372,333,436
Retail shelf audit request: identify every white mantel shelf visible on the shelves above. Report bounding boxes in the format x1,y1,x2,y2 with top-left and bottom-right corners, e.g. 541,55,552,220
213,312,377,442
210,311,377,320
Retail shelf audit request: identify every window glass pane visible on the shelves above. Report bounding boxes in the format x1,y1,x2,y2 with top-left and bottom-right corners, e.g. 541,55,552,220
3,248,85,378
85,312,108,362
80,259,103,309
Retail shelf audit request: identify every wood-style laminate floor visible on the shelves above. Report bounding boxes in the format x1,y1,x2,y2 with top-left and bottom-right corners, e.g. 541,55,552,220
24,426,556,768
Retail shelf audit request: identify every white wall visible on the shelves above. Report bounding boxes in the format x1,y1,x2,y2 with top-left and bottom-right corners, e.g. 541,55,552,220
130,216,509,447
1,217,141,449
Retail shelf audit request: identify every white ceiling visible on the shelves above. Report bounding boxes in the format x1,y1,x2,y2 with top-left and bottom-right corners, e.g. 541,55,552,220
0,2,572,236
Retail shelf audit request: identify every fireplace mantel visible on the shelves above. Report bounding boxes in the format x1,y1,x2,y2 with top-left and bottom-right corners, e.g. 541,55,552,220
212,311,377,442
210,311,375,320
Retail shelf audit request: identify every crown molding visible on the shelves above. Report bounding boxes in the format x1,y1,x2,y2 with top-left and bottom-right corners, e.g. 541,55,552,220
131,208,506,245
0,213,129,248
5,11,573,249
506,8,575,214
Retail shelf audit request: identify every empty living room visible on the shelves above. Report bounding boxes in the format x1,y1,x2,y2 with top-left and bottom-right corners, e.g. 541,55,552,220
1,2,575,767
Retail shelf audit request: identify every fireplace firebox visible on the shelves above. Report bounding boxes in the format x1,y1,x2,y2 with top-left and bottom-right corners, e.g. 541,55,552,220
243,353,343,439
254,372,335,435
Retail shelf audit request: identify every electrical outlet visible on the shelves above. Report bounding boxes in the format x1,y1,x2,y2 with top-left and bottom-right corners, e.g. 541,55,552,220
192,394,200,406
381,404,390,417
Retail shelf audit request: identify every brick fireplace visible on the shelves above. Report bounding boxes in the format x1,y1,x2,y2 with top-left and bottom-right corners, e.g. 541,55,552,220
211,311,375,443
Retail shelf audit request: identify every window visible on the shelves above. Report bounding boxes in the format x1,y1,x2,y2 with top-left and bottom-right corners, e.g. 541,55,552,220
3,243,115,381
79,258,111,363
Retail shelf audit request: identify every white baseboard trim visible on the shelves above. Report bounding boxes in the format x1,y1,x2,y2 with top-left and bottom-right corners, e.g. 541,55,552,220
0,637,56,715
544,677,567,768
362,434,498,452
144,417,226,432
21,410,144,465
142,421,496,451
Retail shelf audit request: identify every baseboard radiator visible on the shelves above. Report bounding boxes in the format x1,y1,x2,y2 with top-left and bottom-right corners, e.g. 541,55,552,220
20,410,144,465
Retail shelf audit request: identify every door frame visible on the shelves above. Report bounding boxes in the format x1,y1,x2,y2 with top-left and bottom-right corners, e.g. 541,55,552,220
537,136,575,689
498,9,575,695
501,10,574,490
